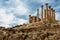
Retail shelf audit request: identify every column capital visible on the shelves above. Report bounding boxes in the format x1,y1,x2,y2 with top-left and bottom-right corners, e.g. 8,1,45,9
37,9,39,11
51,8,53,10
53,10,55,12
37,9,39,18
41,5,43,7
46,3,48,5
49,6,51,8
29,15,31,17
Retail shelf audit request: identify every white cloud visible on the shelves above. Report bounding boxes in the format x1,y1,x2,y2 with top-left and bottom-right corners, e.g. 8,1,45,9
0,8,14,27
40,0,55,3
31,0,55,5
6,0,30,15
55,12,60,20
0,0,30,28
0,8,28,28
14,5,29,15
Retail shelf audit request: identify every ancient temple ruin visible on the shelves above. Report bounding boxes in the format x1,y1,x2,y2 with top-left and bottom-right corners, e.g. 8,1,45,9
29,3,56,23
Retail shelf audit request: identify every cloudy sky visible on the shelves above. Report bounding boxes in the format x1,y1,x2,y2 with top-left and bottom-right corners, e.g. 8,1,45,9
0,0,60,28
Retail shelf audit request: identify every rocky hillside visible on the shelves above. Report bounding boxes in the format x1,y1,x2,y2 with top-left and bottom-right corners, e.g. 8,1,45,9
0,22,60,40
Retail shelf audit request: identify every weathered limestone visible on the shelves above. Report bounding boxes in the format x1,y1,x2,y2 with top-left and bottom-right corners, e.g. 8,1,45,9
44,9,46,20
37,9,40,22
29,9,41,23
29,14,32,23
53,10,55,23
37,9,39,18
29,3,56,23
46,3,49,21
48,6,51,22
41,5,43,20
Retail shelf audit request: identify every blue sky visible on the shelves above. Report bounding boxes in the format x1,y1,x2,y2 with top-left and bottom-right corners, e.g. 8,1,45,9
0,0,60,28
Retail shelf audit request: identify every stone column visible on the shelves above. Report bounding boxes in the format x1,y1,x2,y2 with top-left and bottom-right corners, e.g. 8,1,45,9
33,17,35,23
54,10,55,21
29,15,31,23
46,3,48,21
37,9,39,22
53,10,55,22
41,5,43,20
37,9,39,18
49,6,51,23
51,8,53,23
44,9,46,20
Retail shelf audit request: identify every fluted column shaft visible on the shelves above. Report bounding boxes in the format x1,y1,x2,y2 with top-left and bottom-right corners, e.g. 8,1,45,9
53,10,55,22
54,10,55,21
46,3,48,21
51,8,53,22
37,9,39,22
29,15,31,23
41,5,43,20
49,6,51,23
44,10,46,20
37,9,39,18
